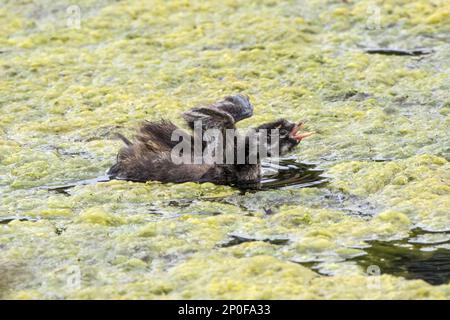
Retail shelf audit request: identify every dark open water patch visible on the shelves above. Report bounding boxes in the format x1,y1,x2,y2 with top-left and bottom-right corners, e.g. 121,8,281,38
218,233,290,248
288,228,450,286
260,159,328,190
234,158,328,190
0,216,39,224
43,175,111,195
353,228,450,285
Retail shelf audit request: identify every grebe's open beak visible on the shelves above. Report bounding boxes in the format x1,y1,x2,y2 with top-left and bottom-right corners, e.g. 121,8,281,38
290,121,314,142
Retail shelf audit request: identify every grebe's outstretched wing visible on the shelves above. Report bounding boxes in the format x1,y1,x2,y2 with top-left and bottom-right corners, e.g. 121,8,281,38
182,93,253,132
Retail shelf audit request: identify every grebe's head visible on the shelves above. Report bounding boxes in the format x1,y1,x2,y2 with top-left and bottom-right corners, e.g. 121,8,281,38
255,119,314,156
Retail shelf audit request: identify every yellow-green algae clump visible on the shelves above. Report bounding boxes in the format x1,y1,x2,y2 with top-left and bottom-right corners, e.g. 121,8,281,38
1,0,449,299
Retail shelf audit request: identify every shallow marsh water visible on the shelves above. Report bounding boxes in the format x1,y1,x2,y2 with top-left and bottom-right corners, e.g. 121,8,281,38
0,0,449,299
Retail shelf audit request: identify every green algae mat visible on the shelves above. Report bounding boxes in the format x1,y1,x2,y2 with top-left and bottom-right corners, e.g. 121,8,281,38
1,0,449,299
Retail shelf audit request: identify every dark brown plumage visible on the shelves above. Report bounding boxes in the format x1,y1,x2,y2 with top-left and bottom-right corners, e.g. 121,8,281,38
108,94,312,188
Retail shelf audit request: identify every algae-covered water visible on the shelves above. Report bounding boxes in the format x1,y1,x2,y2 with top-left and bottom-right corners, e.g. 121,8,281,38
1,0,449,299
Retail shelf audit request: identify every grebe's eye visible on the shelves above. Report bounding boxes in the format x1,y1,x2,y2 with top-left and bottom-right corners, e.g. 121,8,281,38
279,129,288,136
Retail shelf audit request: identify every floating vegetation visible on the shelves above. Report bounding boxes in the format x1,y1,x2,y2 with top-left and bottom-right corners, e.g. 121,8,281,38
0,0,449,299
